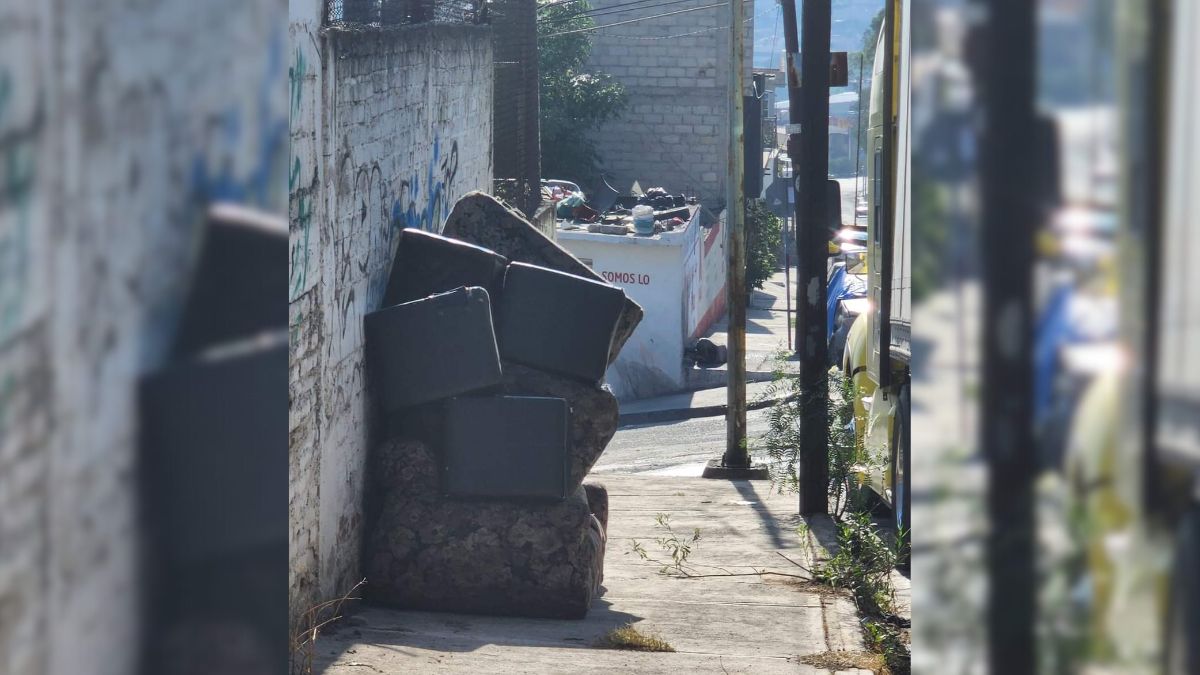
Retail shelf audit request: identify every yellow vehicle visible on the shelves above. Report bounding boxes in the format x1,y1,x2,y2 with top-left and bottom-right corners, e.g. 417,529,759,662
1056,0,1199,671
842,0,911,539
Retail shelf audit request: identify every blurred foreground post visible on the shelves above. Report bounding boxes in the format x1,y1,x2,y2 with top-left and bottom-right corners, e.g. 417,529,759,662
977,0,1038,670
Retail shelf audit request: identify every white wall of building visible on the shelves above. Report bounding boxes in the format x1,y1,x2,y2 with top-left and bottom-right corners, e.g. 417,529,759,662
288,11,494,627
0,1,288,672
562,236,686,399
557,210,726,400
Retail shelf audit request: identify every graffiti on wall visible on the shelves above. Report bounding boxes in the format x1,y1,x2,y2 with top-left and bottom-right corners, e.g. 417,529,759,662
0,68,40,347
392,137,458,234
330,135,463,325
191,28,288,211
289,44,314,303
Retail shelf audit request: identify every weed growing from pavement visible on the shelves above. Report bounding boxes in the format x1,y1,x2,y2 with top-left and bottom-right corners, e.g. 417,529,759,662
814,512,899,616
631,513,701,577
630,513,809,582
799,649,885,671
758,354,911,673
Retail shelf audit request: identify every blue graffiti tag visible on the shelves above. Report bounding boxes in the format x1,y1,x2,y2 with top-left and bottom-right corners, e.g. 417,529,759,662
191,27,288,209
391,136,459,233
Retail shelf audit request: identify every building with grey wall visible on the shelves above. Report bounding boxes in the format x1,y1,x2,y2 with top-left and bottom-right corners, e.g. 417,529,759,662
584,0,754,209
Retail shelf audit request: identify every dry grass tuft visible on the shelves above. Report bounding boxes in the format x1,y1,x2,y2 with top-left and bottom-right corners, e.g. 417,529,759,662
290,579,366,675
798,649,885,671
594,623,676,652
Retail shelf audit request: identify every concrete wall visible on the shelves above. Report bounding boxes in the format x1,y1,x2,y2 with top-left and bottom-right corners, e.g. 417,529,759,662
288,7,494,625
683,211,728,340
557,210,726,400
0,0,288,672
585,0,754,208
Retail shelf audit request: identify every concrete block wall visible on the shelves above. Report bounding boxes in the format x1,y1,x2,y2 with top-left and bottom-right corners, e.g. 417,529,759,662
0,0,288,672
288,11,494,627
585,0,755,208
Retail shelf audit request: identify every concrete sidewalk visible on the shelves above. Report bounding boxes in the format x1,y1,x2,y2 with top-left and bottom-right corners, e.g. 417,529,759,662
312,474,872,674
683,271,801,392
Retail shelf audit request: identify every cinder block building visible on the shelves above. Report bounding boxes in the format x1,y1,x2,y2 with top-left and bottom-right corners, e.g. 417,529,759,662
584,0,755,209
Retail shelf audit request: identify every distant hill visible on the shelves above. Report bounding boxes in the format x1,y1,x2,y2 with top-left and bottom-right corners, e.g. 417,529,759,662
752,0,884,69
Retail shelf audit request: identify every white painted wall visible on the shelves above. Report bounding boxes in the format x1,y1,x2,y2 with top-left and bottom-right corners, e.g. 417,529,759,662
287,16,494,626
557,209,727,400
683,210,728,340
562,236,685,399
0,0,288,672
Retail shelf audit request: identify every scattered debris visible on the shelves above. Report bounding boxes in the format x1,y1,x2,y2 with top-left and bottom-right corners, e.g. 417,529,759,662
798,650,885,672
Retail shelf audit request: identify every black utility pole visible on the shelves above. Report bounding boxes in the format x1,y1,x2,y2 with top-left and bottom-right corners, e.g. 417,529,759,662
976,0,1037,671
794,0,831,515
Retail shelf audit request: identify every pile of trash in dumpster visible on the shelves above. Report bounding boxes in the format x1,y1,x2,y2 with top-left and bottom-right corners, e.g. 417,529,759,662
549,182,699,237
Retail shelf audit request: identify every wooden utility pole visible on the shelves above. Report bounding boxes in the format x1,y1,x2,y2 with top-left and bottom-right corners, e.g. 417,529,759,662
724,0,748,466
705,0,766,480
796,0,831,515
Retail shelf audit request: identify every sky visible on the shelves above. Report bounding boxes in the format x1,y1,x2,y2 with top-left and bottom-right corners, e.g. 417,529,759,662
751,0,885,70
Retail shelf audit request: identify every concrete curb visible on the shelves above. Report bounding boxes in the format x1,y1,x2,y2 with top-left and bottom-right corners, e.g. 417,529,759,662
618,391,799,426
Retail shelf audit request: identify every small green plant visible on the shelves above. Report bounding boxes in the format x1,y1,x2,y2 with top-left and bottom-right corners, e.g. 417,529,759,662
757,362,875,517
808,513,910,674
862,617,910,675
595,623,676,652
631,513,701,577
757,351,910,673
813,512,899,616
745,200,783,291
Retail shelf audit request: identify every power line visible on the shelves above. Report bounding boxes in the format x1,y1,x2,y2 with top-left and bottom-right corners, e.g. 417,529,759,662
538,0,654,15
598,15,751,40
538,0,744,39
536,0,590,11
537,0,709,26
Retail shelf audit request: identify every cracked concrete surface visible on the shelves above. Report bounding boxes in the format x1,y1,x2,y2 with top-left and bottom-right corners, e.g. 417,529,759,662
312,474,871,674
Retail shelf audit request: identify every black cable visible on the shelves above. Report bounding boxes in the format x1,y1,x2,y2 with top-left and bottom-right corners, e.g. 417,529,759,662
539,0,744,38
537,0,711,26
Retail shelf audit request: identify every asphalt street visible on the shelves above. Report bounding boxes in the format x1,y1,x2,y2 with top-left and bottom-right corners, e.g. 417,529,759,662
594,409,774,477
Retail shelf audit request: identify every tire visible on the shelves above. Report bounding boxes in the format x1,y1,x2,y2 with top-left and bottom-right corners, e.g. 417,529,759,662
1165,502,1200,674
890,382,912,561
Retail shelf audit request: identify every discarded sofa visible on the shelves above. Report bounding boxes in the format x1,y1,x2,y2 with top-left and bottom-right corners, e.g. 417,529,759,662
363,194,641,619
